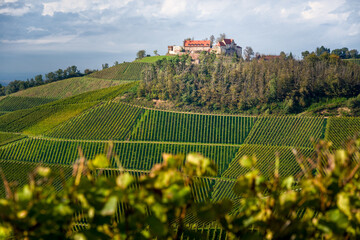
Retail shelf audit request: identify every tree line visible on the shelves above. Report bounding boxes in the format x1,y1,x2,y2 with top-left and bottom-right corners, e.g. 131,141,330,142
0,66,96,96
302,46,360,59
137,53,360,114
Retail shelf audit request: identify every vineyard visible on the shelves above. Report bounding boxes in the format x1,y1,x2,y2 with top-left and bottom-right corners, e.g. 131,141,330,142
325,117,360,148
0,132,25,146
244,116,326,148
47,102,145,140
1,58,360,238
89,62,149,80
11,77,124,99
131,109,256,144
0,138,239,175
0,96,57,111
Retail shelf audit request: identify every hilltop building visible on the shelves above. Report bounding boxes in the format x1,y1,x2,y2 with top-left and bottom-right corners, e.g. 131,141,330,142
168,38,242,59
212,39,242,56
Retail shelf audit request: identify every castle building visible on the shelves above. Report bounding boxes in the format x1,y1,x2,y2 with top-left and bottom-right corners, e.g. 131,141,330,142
168,38,242,58
212,39,242,57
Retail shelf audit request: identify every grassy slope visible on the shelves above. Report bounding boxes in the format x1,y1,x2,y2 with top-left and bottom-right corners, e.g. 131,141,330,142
135,55,176,63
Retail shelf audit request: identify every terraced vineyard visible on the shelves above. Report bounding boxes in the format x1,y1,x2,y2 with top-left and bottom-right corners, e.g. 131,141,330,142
0,82,137,133
0,138,238,175
0,96,57,111
90,62,148,80
90,63,130,79
11,77,124,99
0,102,96,133
0,159,73,198
244,116,325,148
0,132,25,146
325,117,360,148
221,144,314,179
131,110,256,144
47,102,144,140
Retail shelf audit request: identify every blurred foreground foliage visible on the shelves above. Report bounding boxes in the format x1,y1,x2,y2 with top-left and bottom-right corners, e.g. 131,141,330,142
1,139,360,239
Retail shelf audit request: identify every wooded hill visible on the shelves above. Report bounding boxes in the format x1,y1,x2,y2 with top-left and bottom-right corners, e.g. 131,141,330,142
0,55,360,238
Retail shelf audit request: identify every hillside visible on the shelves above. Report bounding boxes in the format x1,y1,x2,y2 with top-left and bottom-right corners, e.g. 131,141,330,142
1,57,360,237
0,77,128,113
89,62,149,80
1,91,359,198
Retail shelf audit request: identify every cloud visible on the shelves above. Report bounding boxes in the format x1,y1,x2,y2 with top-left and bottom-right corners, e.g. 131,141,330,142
301,0,350,23
27,26,46,33
348,23,360,36
1,34,77,45
42,0,133,16
159,0,187,17
0,3,31,16
1,0,18,3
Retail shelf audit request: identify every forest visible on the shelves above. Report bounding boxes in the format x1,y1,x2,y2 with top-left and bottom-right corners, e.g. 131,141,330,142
137,52,360,114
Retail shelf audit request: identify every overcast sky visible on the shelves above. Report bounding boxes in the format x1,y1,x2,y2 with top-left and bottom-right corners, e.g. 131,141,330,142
0,0,359,84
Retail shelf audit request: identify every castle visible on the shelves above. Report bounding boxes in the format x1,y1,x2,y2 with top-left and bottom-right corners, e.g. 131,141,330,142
168,38,242,59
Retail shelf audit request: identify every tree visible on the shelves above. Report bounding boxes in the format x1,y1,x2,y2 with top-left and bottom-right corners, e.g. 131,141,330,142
216,33,226,43
349,49,359,59
280,51,286,59
136,50,146,59
316,46,330,56
301,50,310,59
209,35,215,46
287,52,294,60
243,46,254,61
113,61,119,66
153,50,159,56
102,63,109,70
45,72,56,83
55,69,64,80
34,74,43,86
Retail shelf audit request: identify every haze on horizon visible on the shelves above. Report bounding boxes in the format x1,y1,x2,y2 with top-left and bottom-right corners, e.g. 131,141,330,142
0,0,359,84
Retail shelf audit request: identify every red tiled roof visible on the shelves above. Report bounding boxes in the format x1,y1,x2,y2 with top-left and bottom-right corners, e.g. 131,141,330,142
216,41,225,46
223,39,233,45
261,55,281,60
184,40,211,47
